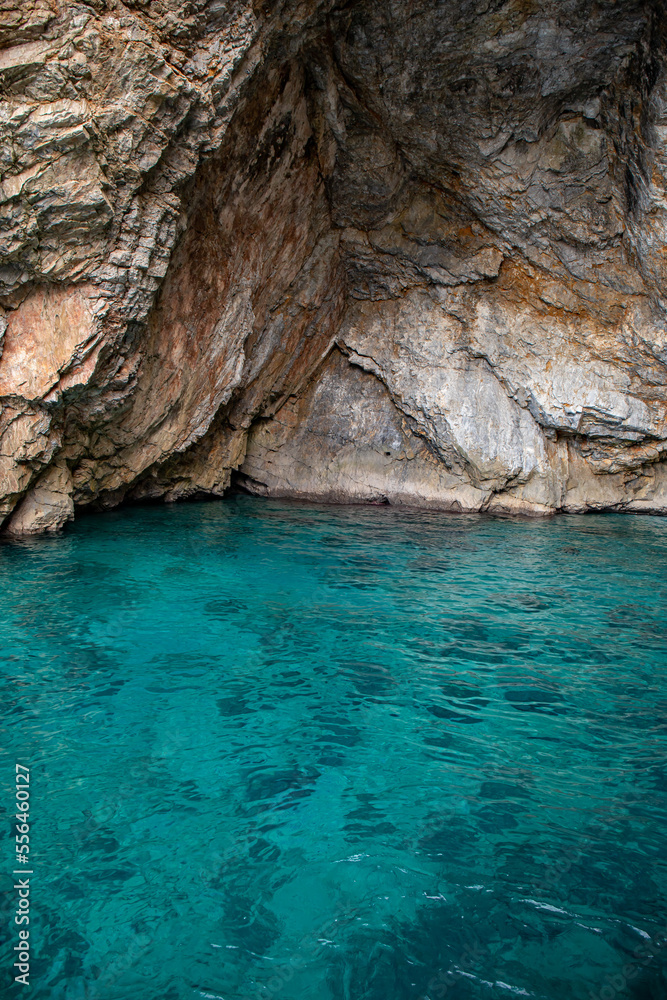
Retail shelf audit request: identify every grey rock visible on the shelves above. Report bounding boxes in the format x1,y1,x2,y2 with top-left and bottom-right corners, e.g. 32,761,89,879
4,461,73,534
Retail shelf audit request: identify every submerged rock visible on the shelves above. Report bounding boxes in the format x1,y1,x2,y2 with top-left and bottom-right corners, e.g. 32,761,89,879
2,0,667,531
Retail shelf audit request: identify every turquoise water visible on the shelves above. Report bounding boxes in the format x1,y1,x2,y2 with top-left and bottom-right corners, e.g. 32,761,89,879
1,497,667,1000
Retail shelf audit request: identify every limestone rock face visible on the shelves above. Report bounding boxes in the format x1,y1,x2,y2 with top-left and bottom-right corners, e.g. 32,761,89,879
2,0,667,531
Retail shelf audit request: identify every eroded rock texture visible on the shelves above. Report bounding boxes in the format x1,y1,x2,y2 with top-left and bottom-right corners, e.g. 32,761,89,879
2,0,667,531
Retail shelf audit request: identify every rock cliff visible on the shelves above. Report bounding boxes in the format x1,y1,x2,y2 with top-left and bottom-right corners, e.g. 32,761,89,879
2,0,667,532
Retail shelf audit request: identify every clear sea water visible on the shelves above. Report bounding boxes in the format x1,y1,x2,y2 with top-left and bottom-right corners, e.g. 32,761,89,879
1,497,666,1000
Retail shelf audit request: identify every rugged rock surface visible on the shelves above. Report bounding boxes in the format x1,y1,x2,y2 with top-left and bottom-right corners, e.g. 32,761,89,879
2,0,667,532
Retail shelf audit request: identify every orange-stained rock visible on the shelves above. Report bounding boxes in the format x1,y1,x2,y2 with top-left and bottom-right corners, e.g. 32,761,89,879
0,284,98,400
